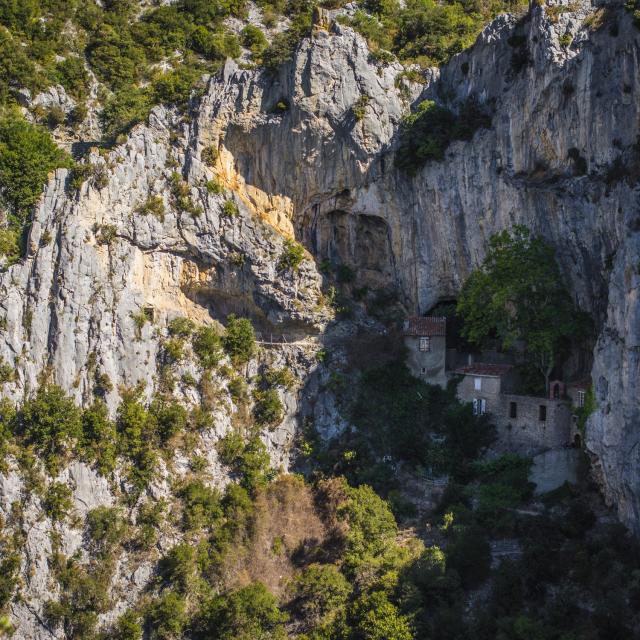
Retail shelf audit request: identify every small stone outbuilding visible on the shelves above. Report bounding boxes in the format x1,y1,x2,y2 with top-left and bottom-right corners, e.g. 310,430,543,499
403,316,447,387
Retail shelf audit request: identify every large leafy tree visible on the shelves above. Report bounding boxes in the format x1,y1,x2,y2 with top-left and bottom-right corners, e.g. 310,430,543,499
457,226,589,393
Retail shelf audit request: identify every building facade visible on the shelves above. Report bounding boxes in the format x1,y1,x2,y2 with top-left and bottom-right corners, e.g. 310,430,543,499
404,317,577,455
403,316,447,388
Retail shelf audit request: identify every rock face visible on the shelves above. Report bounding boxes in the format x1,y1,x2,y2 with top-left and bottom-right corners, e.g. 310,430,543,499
190,1,640,532
1,0,640,633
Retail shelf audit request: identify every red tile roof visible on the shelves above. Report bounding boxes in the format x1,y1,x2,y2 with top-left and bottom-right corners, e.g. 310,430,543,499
403,316,446,337
454,363,513,377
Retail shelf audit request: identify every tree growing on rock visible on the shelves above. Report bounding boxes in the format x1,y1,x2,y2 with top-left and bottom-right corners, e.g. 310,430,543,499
457,226,590,394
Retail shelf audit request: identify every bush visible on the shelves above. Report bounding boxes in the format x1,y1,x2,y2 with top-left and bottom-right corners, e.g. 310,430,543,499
252,388,284,428
445,525,491,588
109,610,143,640
158,543,198,593
193,325,223,368
289,564,351,628
136,195,165,221
86,506,127,556
201,145,219,166
395,98,490,174
145,591,187,640
350,591,413,640
149,398,188,443
82,399,118,475
278,238,305,271
222,199,239,217
241,24,268,59
178,479,222,530
168,316,195,338
193,582,288,640
43,482,73,522
19,384,83,474
223,315,256,364
0,554,20,609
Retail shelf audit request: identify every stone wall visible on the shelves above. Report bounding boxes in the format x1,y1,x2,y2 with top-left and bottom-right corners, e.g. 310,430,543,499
404,335,447,386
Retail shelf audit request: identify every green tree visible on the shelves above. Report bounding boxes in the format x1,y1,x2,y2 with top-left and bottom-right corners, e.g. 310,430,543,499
350,591,413,640
19,384,83,474
145,591,187,640
194,582,288,640
223,315,256,364
457,226,589,393
82,399,118,475
192,325,223,369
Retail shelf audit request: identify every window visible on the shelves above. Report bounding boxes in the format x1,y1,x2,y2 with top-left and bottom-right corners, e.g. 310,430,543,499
473,398,486,416
539,405,547,422
421,367,427,374
577,390,585,408
509,402,517,419
419,336,431,352
474,377,482,391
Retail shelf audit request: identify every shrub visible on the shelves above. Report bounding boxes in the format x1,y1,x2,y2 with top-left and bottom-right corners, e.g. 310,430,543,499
19,384,83,474
241,24,268,59
252,388,284,428
101,86,152,142
110,610,143,640
86,506,127,557
350,591,413,640
135,498,166,550
43,482,74,522
222,199,239,217
150,398,188,442
445,525,491,588
145,591,187,640
289,564,351,627
82,399,117,475
158,543,198,593
396,98,490,174
178,479,222,530
201,145,219,166
0,554,19,610
168,317,195,338
136,195,165,221
193,582,288,640
223,315,256,364
193,325,223,368
278,238,305,271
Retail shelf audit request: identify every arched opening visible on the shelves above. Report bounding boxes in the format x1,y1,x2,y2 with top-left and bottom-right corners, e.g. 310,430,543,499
573,433,582,448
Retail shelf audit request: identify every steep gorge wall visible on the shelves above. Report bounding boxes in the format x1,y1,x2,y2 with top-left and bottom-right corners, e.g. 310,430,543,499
195,1,640,531
0,0,637,544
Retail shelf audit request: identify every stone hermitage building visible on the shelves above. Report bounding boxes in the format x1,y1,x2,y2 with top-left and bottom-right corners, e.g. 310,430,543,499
403,317,586,455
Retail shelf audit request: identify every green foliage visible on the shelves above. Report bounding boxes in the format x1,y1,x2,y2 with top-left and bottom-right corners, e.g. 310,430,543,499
222,199,239,217
201,144,219,166
343,0,527,69
193,325,223,368
178,479,222,530
278,238,305,271
290,564,351,629
445,525,491,588
574,385,596,434
217,433,273,494
109,610,143,640
0,111,71,260
626,0,640,27
395,98,491,174
241,24,268,60
158,543,199,593
350,591,413,640
168,316,195,338
136,195,165,221
150,398,188,443
43,481,73,522
193,582,288,640
46,556,113,640
0,553,20,610
252,388,284,427
86,506,127,557
145,590,187,640
457,226,591,392
82,399,118,475
19,384,83,474
135,498,166,549
262,9,313,70
223,315,256,364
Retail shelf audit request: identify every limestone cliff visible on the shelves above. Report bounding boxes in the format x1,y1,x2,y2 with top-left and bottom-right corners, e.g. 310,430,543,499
1,0,640,634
